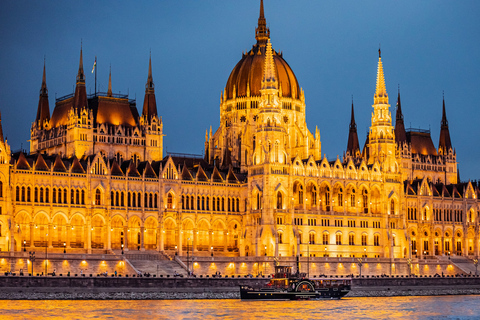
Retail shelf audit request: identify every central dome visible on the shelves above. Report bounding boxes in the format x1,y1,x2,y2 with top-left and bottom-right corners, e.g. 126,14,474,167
224,1,300,100
225,45,301,100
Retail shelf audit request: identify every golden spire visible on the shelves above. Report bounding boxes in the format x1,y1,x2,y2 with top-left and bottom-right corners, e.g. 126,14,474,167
374,48,388,105
255,0,270,43
107,65,112,97
261,39,278,90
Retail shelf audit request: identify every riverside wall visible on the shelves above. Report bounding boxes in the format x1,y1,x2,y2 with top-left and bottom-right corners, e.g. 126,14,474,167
1,275,480,299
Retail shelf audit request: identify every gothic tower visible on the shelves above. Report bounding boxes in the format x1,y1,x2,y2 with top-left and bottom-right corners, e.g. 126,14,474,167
367,49,397,173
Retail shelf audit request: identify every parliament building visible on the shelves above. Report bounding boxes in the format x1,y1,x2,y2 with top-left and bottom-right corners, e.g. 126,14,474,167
0,1,478,266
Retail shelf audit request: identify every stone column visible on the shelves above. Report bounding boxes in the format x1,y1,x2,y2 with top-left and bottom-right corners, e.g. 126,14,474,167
107,219,112,250
30,222,35,248
48,224,53,248
86,219,92,253
123,226,128,251
66,225,71,249
209,229,213,255
223,229,228,252
156,226,161,251
159,226,164,252
177,229,183,256
193,228,198,253
140,226,145,251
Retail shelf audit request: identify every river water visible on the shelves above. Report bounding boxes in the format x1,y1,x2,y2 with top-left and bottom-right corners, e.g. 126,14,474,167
0,296,479,319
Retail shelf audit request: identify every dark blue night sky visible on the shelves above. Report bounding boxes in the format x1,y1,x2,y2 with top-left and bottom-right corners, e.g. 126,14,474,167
1,1,479,179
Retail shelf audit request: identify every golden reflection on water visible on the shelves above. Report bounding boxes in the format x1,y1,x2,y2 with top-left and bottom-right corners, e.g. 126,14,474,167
0,296,479,320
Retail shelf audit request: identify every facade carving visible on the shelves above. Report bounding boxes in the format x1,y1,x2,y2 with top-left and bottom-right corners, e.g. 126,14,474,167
0,1,478,263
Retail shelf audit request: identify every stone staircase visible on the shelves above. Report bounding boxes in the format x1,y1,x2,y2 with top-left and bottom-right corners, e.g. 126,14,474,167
449,257,479,275
125,251,187,276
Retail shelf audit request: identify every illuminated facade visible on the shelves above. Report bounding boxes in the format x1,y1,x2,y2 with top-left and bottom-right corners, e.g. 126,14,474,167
0,1,479,263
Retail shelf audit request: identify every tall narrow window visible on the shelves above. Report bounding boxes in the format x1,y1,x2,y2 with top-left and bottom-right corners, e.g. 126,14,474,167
95,189,101,205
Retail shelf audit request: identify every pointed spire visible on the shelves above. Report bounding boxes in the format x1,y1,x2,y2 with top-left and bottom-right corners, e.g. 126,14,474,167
255,0,270,44
374,48,388,105
146,52,154,90
73,44,88,110
142,53,158,120
394,87,407,144
77,43,85,84
107,65,112,97
261,39,278,91
346,99,360,157
36,59,50,129
41,58,48,95
438,95,452,155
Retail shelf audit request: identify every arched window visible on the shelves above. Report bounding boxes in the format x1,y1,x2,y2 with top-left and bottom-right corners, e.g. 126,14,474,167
202,196,205,211
299,185,304,205
0,181,3,198
121,192,125,207
154,193,158,208
362,189,368,213
81,190,85,204
27,187,31,202
336,233,342,245
76,189,80,204
21,186,25,202
390,199,395,215
277,192,282,209
15,186,19,202
338,188,343,205
323,233,329,245
95,189,101,205
236,198,240,212
374,234,380,246
309,233,315,245
45,187,49,203
111,191,115,206
181,195,185,209
348,233,355,245
128,192,132,207
115,192,119,207
167,193,173,209
278,232,283,244
34,187,38,203
350,189,355,207
63,189,67,204
206,196,210,211
222,197,225,211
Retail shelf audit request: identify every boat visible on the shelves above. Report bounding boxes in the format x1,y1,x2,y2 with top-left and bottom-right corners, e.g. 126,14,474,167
240,265,351,300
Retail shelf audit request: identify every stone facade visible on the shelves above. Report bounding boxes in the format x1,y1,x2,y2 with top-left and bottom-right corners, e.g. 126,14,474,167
0,2,478,271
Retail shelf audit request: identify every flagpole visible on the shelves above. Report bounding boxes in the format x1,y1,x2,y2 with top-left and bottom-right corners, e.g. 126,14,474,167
95,56,97,97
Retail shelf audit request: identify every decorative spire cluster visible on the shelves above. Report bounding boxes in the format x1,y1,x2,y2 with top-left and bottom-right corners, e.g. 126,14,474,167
374,49,388,105
261,39,278,91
